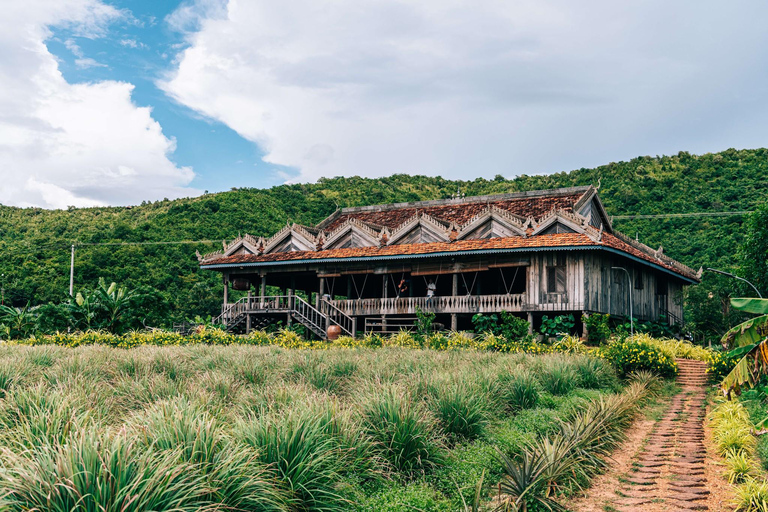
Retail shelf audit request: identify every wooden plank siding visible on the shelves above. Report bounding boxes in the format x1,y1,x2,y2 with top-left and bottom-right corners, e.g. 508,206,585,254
582,251,679,322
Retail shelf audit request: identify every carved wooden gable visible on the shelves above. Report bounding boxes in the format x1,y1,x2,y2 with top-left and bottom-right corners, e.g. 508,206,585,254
323,220,380,249
263,224,317,253
387,214,451,245
456,207,527,240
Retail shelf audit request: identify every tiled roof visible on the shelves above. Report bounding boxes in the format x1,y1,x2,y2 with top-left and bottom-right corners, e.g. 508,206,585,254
202,231,699,281
322,193,584,232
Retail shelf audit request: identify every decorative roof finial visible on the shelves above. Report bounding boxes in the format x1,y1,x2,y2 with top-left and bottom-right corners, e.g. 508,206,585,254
596,177,602,190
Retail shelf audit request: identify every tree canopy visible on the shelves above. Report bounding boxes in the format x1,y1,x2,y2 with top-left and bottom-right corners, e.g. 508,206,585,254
0,148,766,340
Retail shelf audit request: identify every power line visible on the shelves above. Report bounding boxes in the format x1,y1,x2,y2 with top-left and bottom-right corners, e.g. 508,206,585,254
75,240,220,247
613,211,752,220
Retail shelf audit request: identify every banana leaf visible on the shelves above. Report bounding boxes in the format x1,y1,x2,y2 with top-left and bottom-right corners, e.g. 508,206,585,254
729,342,761,359
732,298,768,315
720,314,768,349
721,338,768,397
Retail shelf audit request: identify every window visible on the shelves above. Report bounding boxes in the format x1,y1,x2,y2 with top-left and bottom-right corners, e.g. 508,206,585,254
656,278,668,296
634,270,644,290
547,264,566,294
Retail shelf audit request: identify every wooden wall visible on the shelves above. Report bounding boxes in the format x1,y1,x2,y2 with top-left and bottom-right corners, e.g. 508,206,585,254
528,252,585,309
582,251,685,322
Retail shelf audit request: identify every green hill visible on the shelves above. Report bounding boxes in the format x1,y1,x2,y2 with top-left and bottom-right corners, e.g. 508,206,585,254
2,147,766,337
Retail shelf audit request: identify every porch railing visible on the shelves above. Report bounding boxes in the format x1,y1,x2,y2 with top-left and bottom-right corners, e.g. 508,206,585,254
329,293,528,316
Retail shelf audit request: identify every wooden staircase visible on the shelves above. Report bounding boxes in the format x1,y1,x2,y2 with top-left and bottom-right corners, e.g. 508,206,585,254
213,295,355,340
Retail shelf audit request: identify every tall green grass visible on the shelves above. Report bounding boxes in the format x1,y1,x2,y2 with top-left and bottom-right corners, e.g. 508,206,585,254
0,344,626,511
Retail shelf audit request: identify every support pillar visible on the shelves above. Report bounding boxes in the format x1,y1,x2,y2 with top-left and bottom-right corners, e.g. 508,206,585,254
451,272,458,331
347,276,353,299
527,312,533,335
381,274,387,333
317,277,325,309
259,275,267,308
581,311,588,340
223,276,229,305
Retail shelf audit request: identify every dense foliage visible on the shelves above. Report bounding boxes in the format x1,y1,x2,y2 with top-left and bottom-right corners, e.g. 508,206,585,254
0,148,766,338
599,338,678,379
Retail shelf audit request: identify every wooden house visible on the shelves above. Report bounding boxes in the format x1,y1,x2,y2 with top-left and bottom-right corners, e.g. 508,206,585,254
198,186,699,338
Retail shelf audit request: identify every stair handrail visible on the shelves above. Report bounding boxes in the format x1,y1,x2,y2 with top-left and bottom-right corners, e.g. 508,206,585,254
290,295,327,336
213,297,249,325
320,299,354,336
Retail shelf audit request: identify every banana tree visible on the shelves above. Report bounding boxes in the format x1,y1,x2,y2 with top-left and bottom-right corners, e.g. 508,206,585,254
720,298,768,398
0,303,37,339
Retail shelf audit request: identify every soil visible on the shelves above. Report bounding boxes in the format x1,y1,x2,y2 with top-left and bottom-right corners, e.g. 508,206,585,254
568,359,737,512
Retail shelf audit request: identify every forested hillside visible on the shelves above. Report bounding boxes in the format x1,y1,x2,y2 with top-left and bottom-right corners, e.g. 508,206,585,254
1,148,766,338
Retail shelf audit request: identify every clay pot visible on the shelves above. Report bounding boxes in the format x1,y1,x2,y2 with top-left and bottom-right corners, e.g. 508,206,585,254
326,325,342,340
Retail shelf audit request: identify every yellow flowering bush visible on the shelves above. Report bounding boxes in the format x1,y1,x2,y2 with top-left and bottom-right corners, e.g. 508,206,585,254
382,330,421,349
598,339,678,378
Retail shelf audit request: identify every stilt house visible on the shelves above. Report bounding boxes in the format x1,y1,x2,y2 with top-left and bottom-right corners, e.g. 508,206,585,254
198,186,699,338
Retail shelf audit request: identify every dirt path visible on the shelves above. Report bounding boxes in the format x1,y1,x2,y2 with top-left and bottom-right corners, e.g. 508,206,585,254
570,359,724,512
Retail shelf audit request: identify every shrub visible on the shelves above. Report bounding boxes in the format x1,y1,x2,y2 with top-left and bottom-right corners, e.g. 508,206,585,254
414,308,436,337
584,313,611,345
424,332,449,350
130,398,287,511
726,449,757,484
498,370,540,412
446,331,474,350
572,357,618,390
599,339,678,379
537,360,578,396
552,334,585,354
0,430,208,512
429,381,488,442
498,311,530,341
540,314,576,338
734,478,768,512
383,331,420,349
471,313,499,334
708,349,740,382
361,387,445,478
235,408,348,511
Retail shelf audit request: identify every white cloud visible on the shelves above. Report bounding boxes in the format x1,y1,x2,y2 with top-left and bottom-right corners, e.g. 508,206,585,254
0,0,197,208
161,0,768,183
119,38,147,49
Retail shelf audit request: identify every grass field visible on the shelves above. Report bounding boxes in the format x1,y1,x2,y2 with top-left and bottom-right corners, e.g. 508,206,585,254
0,345,629,511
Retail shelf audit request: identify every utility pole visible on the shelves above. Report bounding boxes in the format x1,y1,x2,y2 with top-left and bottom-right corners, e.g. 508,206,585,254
612,266,633,336
69,245,75,297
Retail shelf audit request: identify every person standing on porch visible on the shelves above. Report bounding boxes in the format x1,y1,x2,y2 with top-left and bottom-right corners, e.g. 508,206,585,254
426,279,436,305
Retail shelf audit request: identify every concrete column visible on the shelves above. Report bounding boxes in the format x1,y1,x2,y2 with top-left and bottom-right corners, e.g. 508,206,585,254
527,312,533,335
582,311,589,340
246,314,251,333
223,276,229,305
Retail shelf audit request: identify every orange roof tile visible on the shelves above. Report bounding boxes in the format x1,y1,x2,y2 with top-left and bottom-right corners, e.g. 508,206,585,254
202,232,698,281
322,194,584,231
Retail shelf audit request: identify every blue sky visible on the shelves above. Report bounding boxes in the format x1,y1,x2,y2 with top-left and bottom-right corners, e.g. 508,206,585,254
47,0,285,194
2,0,768,208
